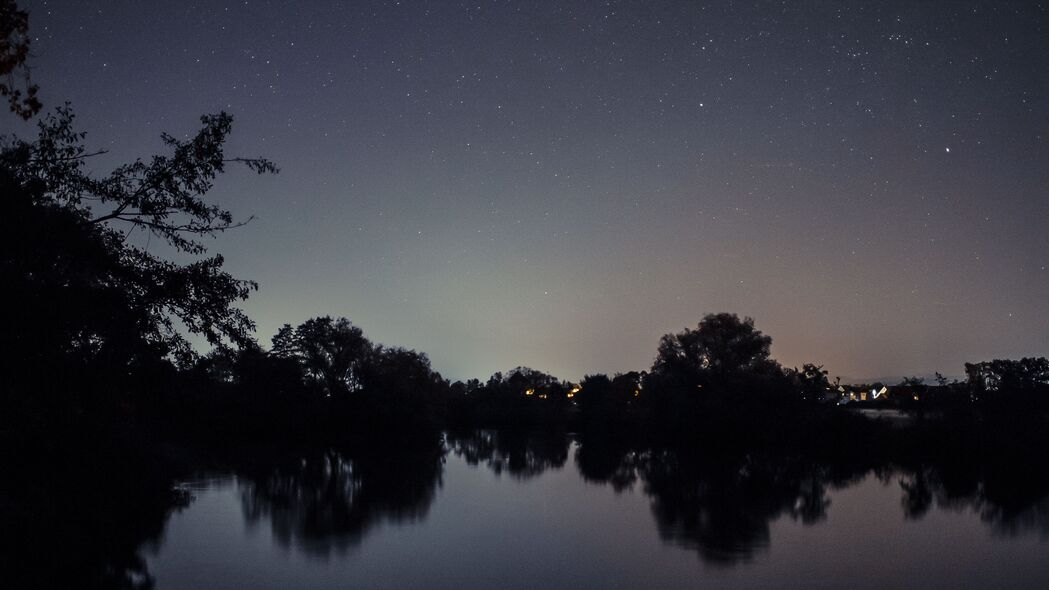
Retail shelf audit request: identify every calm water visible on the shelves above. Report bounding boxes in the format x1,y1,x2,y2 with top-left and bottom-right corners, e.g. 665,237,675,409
143,433,1049,589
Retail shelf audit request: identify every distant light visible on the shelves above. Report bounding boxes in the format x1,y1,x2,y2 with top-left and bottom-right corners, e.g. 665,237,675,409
945,147,951,153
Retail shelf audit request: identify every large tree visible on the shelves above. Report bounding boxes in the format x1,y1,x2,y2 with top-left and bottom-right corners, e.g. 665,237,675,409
271,316,373,397
1,106,275,381
651,313,778,388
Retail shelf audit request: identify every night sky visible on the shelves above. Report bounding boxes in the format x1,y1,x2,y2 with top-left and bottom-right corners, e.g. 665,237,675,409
5,1,1048,381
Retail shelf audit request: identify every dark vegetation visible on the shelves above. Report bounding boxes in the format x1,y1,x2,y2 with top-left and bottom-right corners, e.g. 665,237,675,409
0,0,40,119
1,4,1048,587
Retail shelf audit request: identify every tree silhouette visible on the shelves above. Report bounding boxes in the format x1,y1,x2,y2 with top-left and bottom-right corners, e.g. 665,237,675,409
651,313,778,390
2,106,275,374
0,1,40,119
356,345,448,431
965,357,1049,407
271,316,373,397
577,372,641,430
791,363,830,403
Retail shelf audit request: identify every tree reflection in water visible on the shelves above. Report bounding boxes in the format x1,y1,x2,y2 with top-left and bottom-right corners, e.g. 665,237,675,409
236,444,445,558
898,462,1049,540
446,429,569,479
444,428,1049,565
220,425,1049,573
10,427,1049,586
572,440,859,565
572,432,1049,565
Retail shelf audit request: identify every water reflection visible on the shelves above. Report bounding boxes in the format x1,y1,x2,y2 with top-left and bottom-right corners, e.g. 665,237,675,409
446,429,568,479
6,429,1049,586
577,441,1049,564
237,445,445,557
899,463,1049,539
642,453,825,564
221,432,1049,566
572,442,862,564
440,430,1049,565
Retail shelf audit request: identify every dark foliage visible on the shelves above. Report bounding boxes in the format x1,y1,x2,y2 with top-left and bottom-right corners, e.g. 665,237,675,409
651,313,779,390
0,416,191,589
446,366,573,429
1,106,275,399
965,357,1049,409
271,316,372,397
0,0,40,119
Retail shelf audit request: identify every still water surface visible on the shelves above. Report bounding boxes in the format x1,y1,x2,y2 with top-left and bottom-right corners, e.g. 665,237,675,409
146,434,1049,589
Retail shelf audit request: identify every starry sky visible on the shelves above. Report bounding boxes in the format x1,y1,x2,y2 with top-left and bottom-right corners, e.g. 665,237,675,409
4,0,1048,382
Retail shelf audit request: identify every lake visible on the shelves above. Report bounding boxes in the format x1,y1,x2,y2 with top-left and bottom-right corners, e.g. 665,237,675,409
142,431,1049,589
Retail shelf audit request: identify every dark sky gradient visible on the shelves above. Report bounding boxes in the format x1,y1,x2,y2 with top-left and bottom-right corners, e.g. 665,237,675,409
6,1,1048,381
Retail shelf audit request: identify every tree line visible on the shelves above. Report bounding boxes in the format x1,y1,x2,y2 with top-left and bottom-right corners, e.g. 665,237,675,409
3,104,1048,448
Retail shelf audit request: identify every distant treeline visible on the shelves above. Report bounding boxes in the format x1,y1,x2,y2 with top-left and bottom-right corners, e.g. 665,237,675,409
165,312,1049,448
2,107,1048,448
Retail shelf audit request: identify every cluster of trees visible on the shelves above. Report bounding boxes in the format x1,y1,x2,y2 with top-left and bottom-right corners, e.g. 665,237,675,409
186,316,447,439
446,314,830,430
0,99,795,445
4,101,1048,446
167,309,844,442
2,107,274,408
965,358,1049,405
168,304,1049,448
